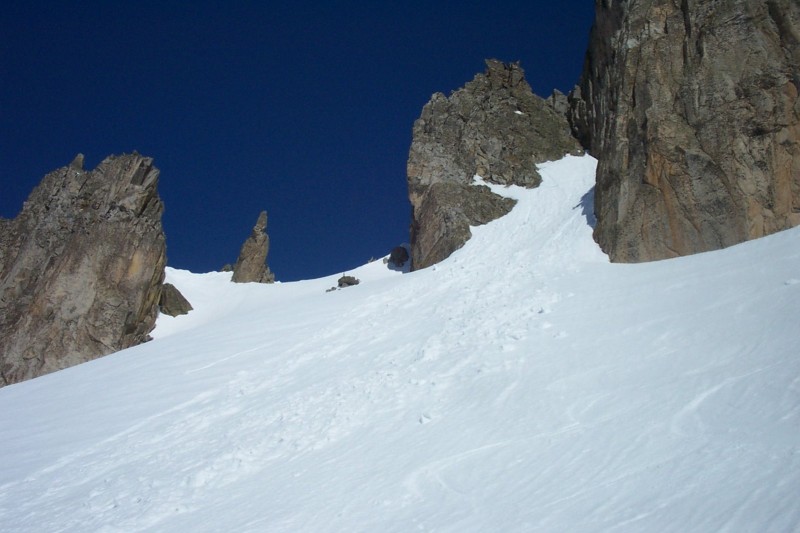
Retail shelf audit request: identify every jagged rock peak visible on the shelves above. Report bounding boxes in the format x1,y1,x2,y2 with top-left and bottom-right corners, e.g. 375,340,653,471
406,59,582,270
408,59,582,194
571,0,800,262
231,210,275,284
69,153,84,170
0,152,167,386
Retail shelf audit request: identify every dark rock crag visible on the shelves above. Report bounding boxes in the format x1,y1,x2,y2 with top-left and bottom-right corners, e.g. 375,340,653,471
0,153,167,386
571,0,800,262
408,59,582,270
231,211,275,283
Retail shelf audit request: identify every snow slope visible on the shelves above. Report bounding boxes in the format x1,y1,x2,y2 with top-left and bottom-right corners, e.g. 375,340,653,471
1,155,799,532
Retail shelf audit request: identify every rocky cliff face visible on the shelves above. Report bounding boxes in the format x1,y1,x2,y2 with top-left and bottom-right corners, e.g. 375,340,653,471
0,153,166,386
231,211,275,283
408,59,582,270
572,0,800,261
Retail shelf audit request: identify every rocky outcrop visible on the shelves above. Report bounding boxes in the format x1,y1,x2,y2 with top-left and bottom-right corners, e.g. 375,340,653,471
411,182,516,270
0,153,166,386
408,59,583,270
231,211,275,283
572,0,800,261
159,283,193,317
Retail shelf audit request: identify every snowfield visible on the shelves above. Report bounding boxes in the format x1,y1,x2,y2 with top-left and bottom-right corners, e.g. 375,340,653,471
1,155,799,532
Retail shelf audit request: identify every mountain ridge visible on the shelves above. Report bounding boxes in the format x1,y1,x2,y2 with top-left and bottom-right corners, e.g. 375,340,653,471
2,155,798,531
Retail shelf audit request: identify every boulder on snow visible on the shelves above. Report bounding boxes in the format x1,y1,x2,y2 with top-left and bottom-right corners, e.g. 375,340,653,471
337,275,360,288
159,283,193,317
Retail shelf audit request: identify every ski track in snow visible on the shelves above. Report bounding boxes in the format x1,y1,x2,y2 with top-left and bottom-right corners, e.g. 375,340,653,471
1,155,799,532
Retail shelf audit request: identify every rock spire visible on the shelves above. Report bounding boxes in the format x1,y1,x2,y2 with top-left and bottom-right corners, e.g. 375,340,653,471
231,211,275,283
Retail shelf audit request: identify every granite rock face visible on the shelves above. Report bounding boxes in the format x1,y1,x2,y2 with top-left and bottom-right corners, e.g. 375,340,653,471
408,59,582,270
231,211,275,283
572,0,800,261
0,153,166,385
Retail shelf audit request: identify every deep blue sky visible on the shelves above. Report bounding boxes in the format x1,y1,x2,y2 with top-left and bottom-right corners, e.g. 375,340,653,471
1,2,595,281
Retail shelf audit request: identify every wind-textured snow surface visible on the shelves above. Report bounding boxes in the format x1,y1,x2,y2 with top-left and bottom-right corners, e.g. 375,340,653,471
1,155,799,532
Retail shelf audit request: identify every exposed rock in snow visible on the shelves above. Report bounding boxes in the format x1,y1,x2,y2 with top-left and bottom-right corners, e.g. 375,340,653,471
159,283,193,317
337,274,360,288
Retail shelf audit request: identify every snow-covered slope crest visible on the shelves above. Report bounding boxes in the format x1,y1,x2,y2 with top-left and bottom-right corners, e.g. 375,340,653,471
1,155,799,532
